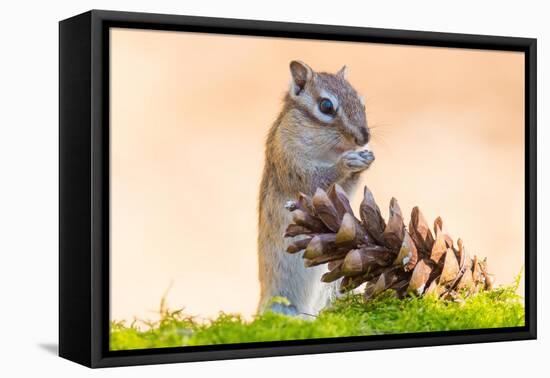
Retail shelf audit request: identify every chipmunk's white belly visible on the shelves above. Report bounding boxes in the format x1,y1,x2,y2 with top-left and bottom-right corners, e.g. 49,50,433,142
280,246,334,314
261,204,338,315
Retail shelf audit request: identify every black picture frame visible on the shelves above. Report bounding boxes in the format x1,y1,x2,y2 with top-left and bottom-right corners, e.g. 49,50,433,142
59,9,537,368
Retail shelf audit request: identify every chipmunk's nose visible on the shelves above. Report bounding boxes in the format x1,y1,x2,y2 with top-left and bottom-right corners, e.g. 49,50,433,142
355,127,370,146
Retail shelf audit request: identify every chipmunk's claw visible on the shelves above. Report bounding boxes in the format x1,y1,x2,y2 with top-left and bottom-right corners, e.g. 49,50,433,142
358,149,375,163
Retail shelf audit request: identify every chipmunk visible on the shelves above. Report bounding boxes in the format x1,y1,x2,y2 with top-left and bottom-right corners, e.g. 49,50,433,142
257,60,374,316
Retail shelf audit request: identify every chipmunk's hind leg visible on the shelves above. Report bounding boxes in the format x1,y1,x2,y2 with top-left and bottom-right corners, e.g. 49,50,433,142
268,302,299,316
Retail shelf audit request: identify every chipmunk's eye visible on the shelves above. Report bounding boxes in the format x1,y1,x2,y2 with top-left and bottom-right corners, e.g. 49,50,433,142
319,98,335,115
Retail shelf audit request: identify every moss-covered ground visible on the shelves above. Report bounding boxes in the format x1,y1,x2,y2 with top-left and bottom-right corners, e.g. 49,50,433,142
110,281,524,351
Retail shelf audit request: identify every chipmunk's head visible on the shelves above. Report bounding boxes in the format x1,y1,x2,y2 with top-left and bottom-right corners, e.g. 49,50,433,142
285,60,369,154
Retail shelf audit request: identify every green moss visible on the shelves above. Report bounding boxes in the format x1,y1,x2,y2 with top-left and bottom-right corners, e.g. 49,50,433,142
110,284,524,351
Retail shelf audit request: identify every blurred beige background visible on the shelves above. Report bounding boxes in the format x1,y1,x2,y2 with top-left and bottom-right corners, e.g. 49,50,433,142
110,28,524,322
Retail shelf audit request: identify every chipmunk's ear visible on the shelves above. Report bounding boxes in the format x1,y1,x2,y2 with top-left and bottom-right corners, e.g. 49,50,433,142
289,60,313,95
337,65,348,80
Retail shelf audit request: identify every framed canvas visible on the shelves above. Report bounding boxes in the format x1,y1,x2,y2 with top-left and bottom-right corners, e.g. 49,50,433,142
59,10,537,368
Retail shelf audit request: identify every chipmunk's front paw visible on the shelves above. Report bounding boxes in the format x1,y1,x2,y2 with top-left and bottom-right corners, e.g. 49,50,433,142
340,149,375,173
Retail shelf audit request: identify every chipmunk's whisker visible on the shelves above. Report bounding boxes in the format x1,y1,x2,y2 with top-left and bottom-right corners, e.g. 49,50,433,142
368,121,392,130
369,133,391,152
369,123,392,140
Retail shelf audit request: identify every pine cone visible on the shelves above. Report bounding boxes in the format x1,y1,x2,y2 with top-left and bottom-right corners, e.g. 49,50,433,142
284,184,494,301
